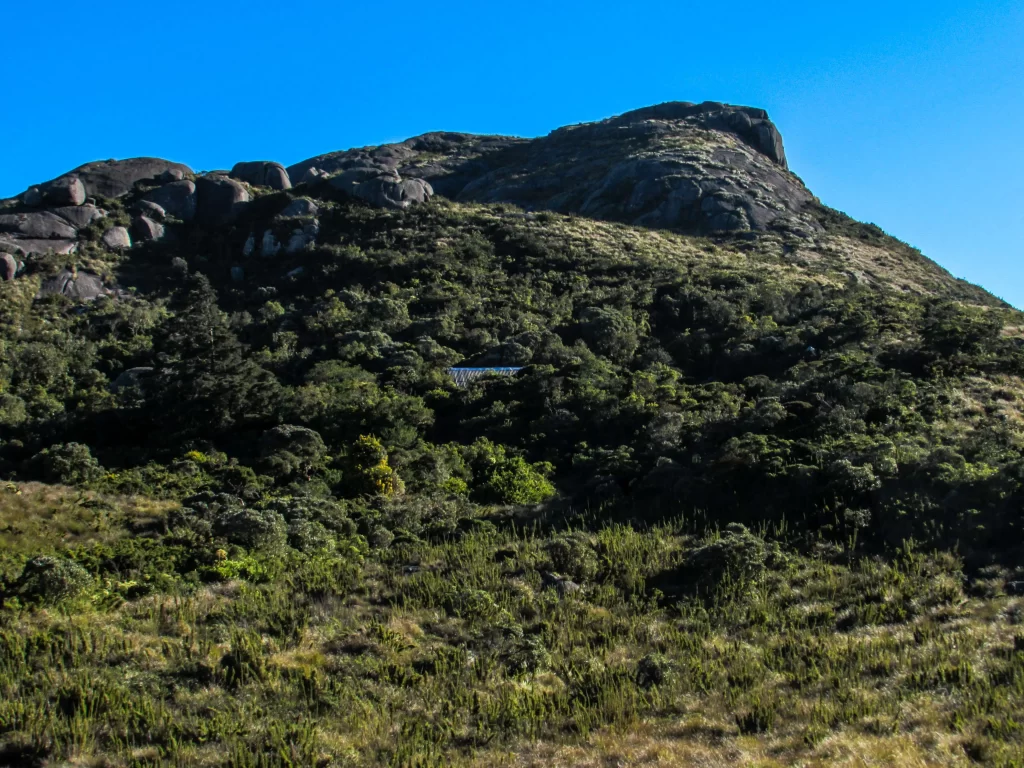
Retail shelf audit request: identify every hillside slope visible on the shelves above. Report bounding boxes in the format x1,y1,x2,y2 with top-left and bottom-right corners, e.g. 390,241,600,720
0,103,1023,767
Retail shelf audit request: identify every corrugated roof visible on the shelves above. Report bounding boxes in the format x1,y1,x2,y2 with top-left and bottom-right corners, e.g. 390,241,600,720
448,367,523,387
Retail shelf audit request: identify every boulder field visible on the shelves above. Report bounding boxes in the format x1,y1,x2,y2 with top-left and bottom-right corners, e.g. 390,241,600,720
2,101,821,292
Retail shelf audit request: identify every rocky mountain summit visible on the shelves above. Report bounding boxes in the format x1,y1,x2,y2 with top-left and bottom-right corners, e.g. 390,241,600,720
2,102,810,257
0,100,989,305
289,101,815,234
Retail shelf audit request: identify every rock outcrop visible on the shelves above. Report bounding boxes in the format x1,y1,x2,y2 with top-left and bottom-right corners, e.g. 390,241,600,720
230,161,292,190
0,212,78,240
37,269,111,301
0,253,17,281
0,238,77,256
52,204,105,229
1,101,817,266
285,220,319,253
136,200,166,220
328,168,434,210
131,216,165,242
109,367,153,392
287,101,817,234
301,167,327,183
195,175,250,224
260,230,280,257
36,158,193,200
101,226,131,250
141,180,196,221
41,176,87,207
277,198,318,218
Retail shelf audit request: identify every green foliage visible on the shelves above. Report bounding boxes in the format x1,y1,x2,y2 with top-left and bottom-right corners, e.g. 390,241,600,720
635,652,675,689
343,435,404,497
213,505,287,552
258,424,330,482
14,555,91,603
546,532,599,582
682,523,768,594
286,517,334,553
465,439,555,505
1,170,1024,765
0,501,1021,766
32,443,104,486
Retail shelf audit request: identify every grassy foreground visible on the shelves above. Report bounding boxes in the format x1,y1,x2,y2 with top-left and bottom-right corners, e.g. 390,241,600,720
1,483,1022,767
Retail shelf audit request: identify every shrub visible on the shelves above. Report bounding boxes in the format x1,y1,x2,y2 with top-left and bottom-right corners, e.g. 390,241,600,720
636,653,675,689
178,492,287,551
448,589,506,623
685,523,767,592
264,496,358,538
578,306,639,361
345,435,404,497
213,506,287,551
504,636,551,678
735,693,778,734
546,533,599,582
369,527,395,549
16,556,91,603
485,456,556,505
287,518,334,553
33,443,103,485
258,424,329,482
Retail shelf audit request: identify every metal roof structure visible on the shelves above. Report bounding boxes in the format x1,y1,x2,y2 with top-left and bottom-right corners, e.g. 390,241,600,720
447,367,523,387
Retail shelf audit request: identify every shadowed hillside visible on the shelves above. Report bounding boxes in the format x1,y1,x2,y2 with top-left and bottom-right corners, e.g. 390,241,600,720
0,103,1022,767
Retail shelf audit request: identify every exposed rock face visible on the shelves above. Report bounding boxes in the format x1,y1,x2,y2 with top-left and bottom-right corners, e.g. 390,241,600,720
0,253,17,281
264,165,291,191
109,366,153,392
300,167,326,183
610,102,788,167
285,220,319,253
42,176,86,207
277,198,318,218
0,212,78,240
5,101,812,258
195,175,250,224
288,101,816,234
22,187,43,207
52,204,104,229
158,168,185,184
260,230,280,257
329,168,433,210
141,180,196,221
136,200,166,220
40,158,193,199
230,161,292,190
131,216,165,242
37,269,111,301
101,227,131,250
0,238,77,256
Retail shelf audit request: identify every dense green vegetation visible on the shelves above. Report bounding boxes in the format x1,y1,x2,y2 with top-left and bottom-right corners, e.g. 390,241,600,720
1,185,1023,766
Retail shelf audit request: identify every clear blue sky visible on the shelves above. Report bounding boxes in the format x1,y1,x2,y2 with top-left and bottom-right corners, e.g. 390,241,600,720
3,1,1022,306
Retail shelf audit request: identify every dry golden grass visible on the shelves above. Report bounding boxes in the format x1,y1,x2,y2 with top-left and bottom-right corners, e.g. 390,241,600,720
471,713,975,768
0,481,175,557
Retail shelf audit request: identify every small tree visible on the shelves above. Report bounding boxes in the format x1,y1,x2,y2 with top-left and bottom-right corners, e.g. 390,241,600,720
213,506,287,551
258,424,329,482
33,443,103,485
685,523,768,593
546,533,598,582
16,556,91,603
344,435,403,497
